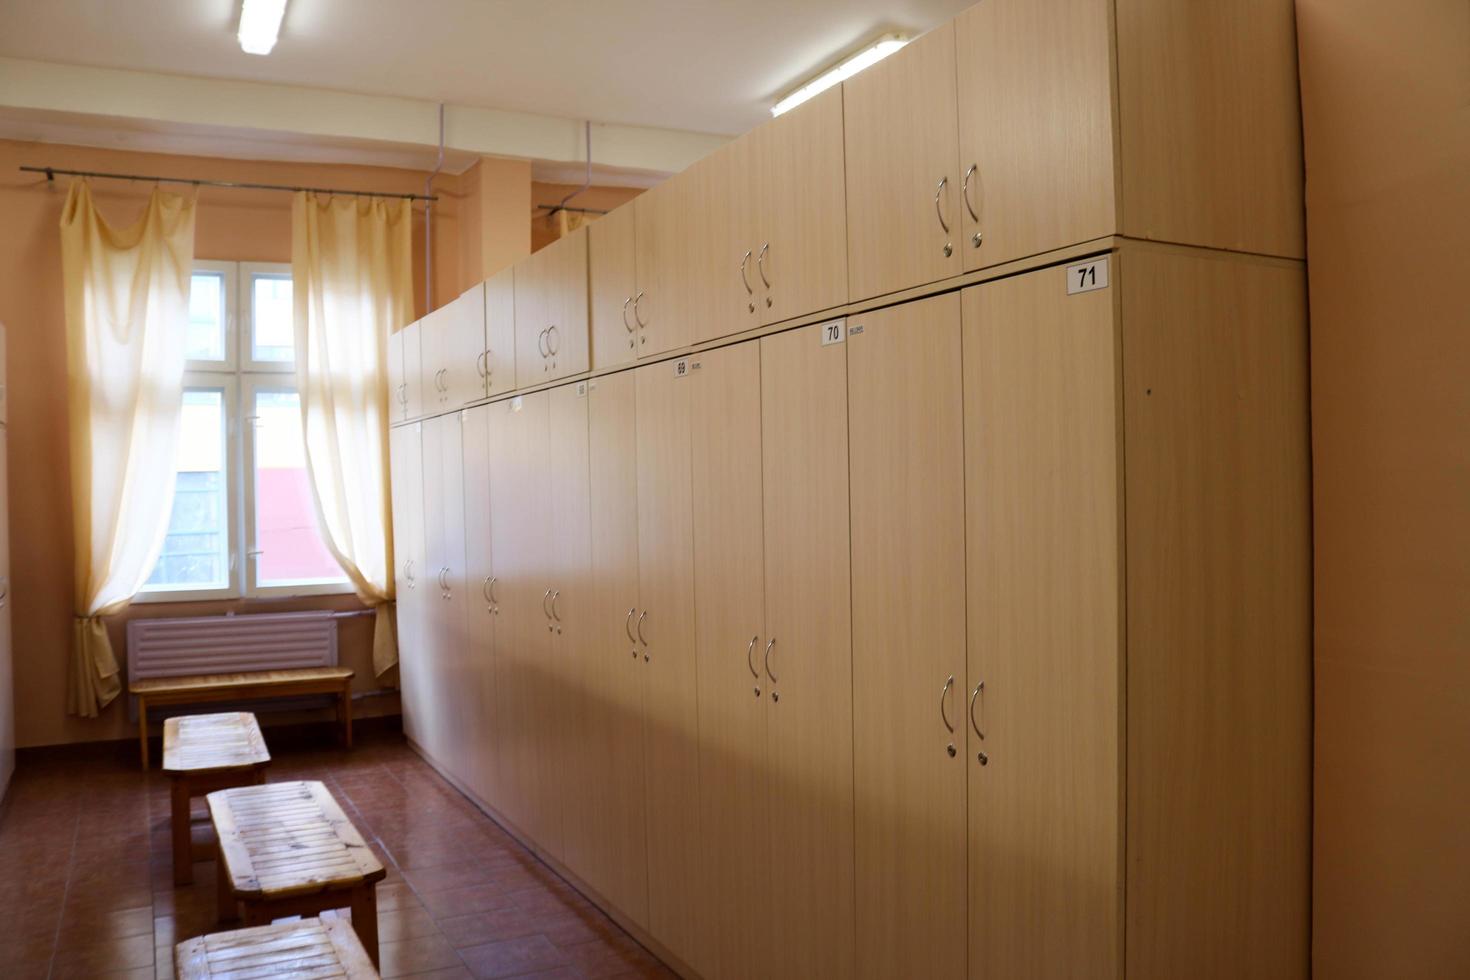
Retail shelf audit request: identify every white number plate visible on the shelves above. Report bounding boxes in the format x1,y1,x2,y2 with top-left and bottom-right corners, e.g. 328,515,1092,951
1066,257,1109,295
820,320,846,346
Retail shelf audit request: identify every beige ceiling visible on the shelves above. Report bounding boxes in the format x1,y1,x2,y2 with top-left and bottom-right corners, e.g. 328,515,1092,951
0,0,975,137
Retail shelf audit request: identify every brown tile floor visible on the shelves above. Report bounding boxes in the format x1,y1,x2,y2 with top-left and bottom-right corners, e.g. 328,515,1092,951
0,726,675,980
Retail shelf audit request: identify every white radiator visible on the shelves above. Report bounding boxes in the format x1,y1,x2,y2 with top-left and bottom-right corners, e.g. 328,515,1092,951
127,611,339,720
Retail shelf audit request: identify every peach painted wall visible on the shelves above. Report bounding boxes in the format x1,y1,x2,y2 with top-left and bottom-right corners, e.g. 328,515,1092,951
0,138,477,748
1296,1,1470,975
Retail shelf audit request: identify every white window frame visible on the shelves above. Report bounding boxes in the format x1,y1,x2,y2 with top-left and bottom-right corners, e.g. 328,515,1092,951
137,260,352,602
243,376,351,598
186,259,239,372
241,261,297,374
136,374,241,603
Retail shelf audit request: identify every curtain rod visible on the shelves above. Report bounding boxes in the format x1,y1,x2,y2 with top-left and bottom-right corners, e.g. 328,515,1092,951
18,165,438,202
534,203,609,215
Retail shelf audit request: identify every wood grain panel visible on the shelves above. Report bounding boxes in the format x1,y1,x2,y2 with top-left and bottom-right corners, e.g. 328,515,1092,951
955,0,1116,271
1119,243,1310,979
1116,0,1305,258
759,322,855,980
848,294,967,980
589,204,638,369
963,264,1122,980
690,340,770,980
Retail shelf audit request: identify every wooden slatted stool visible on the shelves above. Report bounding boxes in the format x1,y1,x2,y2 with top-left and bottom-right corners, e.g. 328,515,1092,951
175,916,379,979
209,780,387,968
164,712,271,886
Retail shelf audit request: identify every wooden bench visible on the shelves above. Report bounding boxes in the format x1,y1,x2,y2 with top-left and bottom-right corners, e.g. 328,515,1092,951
209,780,387,968
131,666,355,770
163,712,271,886
175,916,379,979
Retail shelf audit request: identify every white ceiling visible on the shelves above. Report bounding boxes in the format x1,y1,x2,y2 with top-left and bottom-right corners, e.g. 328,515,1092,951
0,0,974,137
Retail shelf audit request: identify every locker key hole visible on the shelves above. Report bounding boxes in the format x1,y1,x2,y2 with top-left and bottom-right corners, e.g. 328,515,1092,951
946,744,957,758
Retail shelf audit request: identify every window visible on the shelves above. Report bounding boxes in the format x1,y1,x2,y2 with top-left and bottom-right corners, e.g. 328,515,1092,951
140,261,349,601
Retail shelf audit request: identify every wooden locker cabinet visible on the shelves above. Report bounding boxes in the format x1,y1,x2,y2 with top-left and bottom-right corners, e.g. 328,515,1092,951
634,360,710,975
419,413,472,785
633,170,699,358
843,22,963,302
955,0,1116,272
577,372,650,925
689,340,771,980
437,283,492,408
690,129,759,345
487,392,556,844
388,424,425,744
398,321,423,420
754,86,848,326
484,268,516,397
759,322,856,980
460,404,499,805
515,228,590,387
848,295,968,980
588,204,639,369
387,327,406,421
963,264,1122,980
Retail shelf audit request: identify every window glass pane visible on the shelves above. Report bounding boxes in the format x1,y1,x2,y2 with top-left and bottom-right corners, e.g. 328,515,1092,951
253,389,344,585
187,272,226,361
251,274,294,362
146,390,228,590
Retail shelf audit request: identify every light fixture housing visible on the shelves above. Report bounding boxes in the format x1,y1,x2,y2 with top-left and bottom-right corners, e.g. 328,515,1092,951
771,34,909,117
238,0,287,56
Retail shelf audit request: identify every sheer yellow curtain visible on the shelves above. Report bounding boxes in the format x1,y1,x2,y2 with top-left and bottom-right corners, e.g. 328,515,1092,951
292,192,413,677
60,181,196,717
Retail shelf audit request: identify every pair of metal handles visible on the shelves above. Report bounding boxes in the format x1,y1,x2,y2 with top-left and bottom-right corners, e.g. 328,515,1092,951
481,575,499,608
938,675,986,740
739,243,772,295
395,382,408,407
431,368,449,393
435,566,451,599
934,164,982,235
474,349,495,380
623,607,648,645
620,292,648,332
542,588,562,620
743,634,778,682
403,558,416,588
537,324,562,358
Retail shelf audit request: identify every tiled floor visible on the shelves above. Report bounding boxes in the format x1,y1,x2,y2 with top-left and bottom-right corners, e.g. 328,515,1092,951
0,726,675,979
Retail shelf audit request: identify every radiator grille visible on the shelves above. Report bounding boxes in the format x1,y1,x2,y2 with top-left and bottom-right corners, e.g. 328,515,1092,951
127,611,339,720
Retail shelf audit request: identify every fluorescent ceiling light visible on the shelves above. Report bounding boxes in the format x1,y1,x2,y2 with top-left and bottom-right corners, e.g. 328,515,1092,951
772,35,909,116
238,0,287,56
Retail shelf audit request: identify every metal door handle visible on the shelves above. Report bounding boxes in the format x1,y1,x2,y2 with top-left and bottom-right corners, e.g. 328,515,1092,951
746,635,760,678
740,250,753,295
962,164,979,222
538,329,550,358
476,350,488,379
934,176,950,234
969,680,985,740
940,675,956,733
482,575,494,603
764,638,776,682
622,297,634,332
757,242,770,288
396,383,407,406
636,610,648,644
550,590,561,621
404,558,415,586
633,291,647,328
542,588,553,618
625,607,637,642
487,576,498,604
547,324,560,355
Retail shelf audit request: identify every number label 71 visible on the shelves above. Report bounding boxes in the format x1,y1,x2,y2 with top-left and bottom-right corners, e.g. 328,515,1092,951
1066,257,1110,295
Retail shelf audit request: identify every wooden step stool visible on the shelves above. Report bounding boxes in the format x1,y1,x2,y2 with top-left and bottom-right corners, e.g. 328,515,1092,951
209,780,387,968
175,916,379,979
163,712,271,886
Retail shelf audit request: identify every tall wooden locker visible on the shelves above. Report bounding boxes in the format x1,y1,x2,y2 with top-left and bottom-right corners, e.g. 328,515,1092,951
759,321,856,979
543,382,593,862
420,413,471,785
576,371,649,924
634,359,709,973
848,295,968,980
0,324,12,796
689,340,770,980
487,392,556,844
963,263,1123,979
389,422,425,748
461,404,499,805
